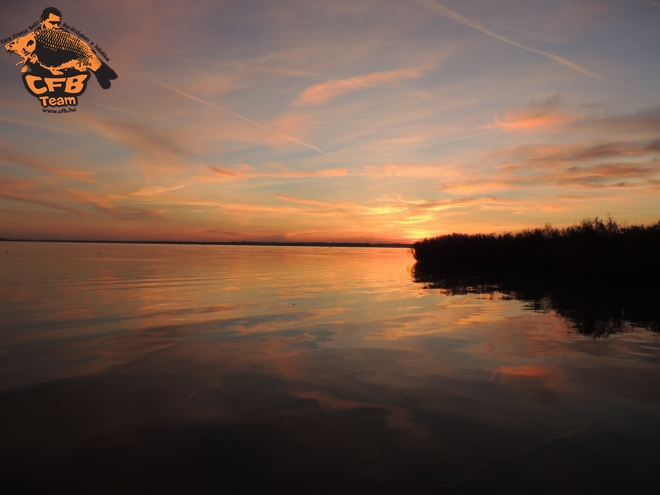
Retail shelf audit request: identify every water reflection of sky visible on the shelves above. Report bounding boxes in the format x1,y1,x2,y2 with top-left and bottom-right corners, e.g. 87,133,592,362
1,242,659,494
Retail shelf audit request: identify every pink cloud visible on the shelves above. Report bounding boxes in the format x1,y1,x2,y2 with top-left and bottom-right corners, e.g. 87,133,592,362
0,140,96,182
488,95,575,132
295,68,422,106
205,163,350,181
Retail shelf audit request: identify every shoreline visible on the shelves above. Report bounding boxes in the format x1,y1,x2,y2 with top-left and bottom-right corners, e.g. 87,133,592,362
0,239,412,248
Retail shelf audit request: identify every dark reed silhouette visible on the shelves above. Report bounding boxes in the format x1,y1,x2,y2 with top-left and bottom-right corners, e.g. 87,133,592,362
413,217,660,281
413,218,660,337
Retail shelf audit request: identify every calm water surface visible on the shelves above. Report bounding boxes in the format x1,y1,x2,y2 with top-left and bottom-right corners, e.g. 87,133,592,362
1,242,658,494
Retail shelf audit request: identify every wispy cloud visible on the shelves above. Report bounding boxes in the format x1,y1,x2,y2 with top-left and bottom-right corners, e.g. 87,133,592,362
89,119,197,170
135,198,301,215
363,163,455,180
0,114,84,137
582,106,660,134
0,191,84,215
402,197,480,212
207,166,237,177
0,172,167,221
275,195,359,210
204,163,351,181
642,0,660,8
296,68,423,105
438,138,660,194
0,141,96,182
73,193,166,220
418,0,610,83
129,185,190,197
489,94,575,132
90,103,205,129
275,194,481,217
490,98,660,136
494,140,660,168
149,80,326,154
434,101,660,198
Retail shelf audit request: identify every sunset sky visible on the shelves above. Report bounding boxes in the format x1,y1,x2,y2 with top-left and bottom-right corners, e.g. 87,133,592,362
1,0,659,242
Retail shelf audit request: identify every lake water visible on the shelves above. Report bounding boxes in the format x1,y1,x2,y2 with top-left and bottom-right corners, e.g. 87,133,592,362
1,242,659,494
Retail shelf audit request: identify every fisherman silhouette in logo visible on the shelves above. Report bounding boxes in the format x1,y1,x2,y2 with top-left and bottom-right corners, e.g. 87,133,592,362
40,7,63,30
4,7,118,89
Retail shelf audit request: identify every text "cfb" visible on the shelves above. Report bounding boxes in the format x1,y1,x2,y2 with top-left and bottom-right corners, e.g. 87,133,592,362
24,74,89,95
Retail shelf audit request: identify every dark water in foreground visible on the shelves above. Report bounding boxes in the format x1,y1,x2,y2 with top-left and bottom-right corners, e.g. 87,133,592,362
1,242,659,494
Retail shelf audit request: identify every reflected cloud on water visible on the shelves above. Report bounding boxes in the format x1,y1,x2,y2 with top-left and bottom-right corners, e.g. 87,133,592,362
413,264,660,337
1,243,659,494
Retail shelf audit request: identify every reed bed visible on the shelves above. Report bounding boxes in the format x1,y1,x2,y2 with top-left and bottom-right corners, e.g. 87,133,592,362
412,217,660,281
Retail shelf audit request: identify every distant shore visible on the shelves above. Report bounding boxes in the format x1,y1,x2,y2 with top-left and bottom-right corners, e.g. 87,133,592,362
0,239,412,248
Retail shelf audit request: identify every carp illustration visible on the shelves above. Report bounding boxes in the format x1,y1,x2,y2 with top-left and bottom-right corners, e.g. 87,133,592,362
5,29,118,89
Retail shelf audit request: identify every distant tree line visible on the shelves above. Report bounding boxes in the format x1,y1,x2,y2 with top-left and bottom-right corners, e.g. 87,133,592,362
412,217,660,281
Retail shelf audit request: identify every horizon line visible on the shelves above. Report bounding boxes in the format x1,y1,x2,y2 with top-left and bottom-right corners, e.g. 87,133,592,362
0,238,413,248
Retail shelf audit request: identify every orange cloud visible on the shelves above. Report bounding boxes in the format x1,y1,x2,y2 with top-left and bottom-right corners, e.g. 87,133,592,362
0,191,85,215
205,163,350,181
490,98,660,136
275,195,355,208
436,137,660,196
295,68,422,105
273,194,486,222
0,140,96,182
491,110,574,132
364,163,455,180
490,365,569,397
489,95,575,132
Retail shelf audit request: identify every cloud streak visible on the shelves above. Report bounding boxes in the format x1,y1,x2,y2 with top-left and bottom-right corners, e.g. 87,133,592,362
0,141,96,182
0,191,84,215
90,103,205,129
206,164,350,180
489,98,660,137
438,138,660,194
489,95,575,132
296,68,423,105
418,0,610,83
275,194,482,217
149,80,326,154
